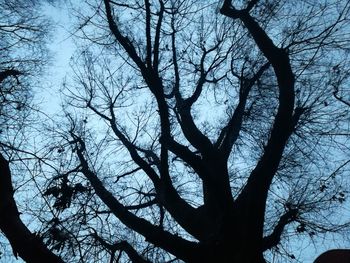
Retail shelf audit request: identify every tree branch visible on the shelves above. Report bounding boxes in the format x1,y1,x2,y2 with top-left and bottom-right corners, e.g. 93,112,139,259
153,0,164,69
125,199,157,211
0,153,65,263
262,208,298,251
145,0,152,67
166,138,204,175
246,0,260,12
103,0,146,71
170,18,214,156
0,69,22,83
221,1,299,245
333,89,350,107
73,139,201,262
217,62,270,159
102,2,209,240
114,241,150,263
104,117,210,239
92,231,151,263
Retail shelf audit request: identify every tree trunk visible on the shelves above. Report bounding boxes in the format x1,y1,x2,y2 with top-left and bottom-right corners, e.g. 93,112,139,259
195,244,266,263
193,220,266,263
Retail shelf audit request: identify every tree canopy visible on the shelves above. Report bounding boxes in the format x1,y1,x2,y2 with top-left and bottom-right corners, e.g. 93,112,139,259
1,0,350,262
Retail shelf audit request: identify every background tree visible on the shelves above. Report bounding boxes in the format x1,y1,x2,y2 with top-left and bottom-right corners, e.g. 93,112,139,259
1,0,350,263
0,0,64,262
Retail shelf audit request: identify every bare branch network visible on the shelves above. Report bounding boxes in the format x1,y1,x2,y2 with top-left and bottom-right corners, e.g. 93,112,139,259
0,0,350,263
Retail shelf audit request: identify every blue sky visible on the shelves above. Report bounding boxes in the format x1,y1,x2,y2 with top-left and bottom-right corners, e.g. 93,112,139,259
1,2,348,262
38,3,75,115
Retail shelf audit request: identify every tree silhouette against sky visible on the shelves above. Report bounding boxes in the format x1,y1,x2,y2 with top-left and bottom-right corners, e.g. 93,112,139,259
1,0,350,262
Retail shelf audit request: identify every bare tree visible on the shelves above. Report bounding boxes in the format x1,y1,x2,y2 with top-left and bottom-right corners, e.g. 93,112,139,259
2,0,350,262
0,0,65,262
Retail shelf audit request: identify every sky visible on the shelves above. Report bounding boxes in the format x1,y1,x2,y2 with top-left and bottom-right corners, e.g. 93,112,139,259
1,1,349,263
38,2,75,115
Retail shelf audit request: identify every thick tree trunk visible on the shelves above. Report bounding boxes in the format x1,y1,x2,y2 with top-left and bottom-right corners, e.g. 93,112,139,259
194,244,266,263
191,218,266,263
0,153,64,263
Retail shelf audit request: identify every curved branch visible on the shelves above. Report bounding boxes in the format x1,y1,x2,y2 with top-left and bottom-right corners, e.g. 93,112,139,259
103,0,146,71
0,153,65,263
73,139,201,262
221,0,299,245
262,208,298,251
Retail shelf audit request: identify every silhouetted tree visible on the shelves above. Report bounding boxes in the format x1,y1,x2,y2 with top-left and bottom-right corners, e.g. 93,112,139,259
0,0,65,262
2,0,350,263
